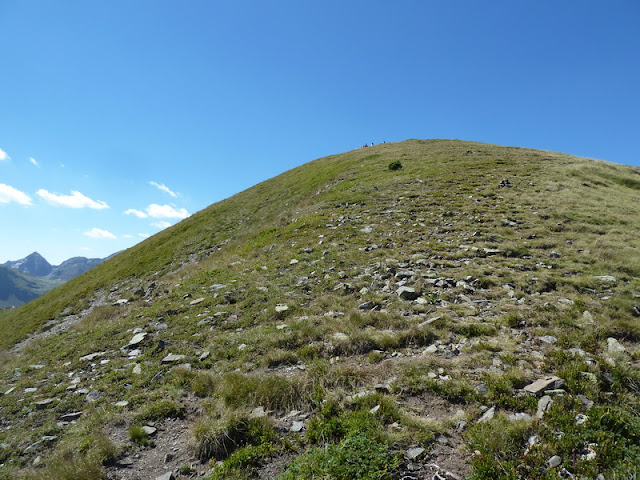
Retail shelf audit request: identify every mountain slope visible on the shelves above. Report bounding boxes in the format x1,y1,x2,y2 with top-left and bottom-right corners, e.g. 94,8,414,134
0,140,639,479
0,265,57,308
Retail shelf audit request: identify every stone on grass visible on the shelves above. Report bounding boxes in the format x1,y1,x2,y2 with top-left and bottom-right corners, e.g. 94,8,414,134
290,421,305,432
128,332,147,346
477,406,495,423
86,391,103,402
536,395,553,419
162,354,186,363
396,286,420,300
142,426,157,436
547,455,562,468
523,376,563,395
35,398,54,409
189,297,205,306
607,337,626,354
275,304,289,313
405,447,425,460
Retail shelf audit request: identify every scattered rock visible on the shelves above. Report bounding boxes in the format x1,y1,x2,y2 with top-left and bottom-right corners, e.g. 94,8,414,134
127,332,147,346
155,472,175,480
189,297,205,306
523,376,563,395
536,395,553,419
477,406,495,423
546,455,562,468
275,304,289,313
290,421,305,432
86,391,103,402
405,447,425,460
79,352,106,362
34,398,55,409
162,354,186,363
60,412,82,421
397,286,420,300
607,337,626,354
142,425,157,436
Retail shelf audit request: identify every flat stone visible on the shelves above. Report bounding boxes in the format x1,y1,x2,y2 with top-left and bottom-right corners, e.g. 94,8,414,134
3,387,16,395
115,401,129,407
547,455,562,468
536,395,553,419
116,457,134,467
60,412,83,421
423,344,438,354
24,387,38,393
508,412,534,422
132,364,142,375
397,286,420,300
162,354,186,363
405,447,425,460
275,304,289,313
290,421,305,432
128,332,147,346
523,376,563,395
595,275,616,283
86,391,103,402
539,335,558,344
79,352,106,361
189,297,205,306
156,472,175,480
607,337,626,354
477,406,495,423
249,406,267,419
142,426,157,436
35,398,55,409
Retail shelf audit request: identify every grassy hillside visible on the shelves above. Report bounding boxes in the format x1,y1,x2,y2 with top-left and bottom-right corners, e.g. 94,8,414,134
1,139,639,479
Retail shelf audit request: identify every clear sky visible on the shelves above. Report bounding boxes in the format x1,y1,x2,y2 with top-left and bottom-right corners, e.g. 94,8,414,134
1,1,639,264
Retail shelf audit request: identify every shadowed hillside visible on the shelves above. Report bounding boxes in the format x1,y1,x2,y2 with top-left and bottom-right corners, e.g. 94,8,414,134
1,139,639,479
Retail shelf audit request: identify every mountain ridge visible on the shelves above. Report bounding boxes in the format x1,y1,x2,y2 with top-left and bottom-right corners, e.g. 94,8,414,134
0,252,107,308
0,139,639,479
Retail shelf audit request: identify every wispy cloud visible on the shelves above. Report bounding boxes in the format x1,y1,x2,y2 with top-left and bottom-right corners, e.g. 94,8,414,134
138,233,150,238
0,148,10,161
149,181,178,198
37,190,109,209
0,184,33,206
124,208,148,218
151,221,172,229
84,228,117,239
29,157,39,167
146,204,189,219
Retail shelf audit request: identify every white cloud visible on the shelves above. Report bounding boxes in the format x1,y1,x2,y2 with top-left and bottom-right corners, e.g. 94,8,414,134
146,204,189,219
151,221,172,229
0,184,33,206
29,157,39,167
84,228,117,239
37,190,109,209
124,208,148,218
149,181,178,198
0,148,10,161
138,233,150,238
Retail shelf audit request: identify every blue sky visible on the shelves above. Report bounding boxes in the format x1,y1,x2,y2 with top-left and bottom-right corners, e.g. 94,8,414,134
1,1,639,264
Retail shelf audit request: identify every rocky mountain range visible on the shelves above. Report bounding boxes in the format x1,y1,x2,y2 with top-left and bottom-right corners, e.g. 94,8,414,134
0,140,639,479
0,252,105,308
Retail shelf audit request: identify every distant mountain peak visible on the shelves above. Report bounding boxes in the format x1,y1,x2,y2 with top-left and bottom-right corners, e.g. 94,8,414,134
6,252,53,277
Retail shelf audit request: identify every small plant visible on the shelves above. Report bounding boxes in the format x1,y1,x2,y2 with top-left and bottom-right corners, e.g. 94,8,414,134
388,161,402,171
128,426,150,446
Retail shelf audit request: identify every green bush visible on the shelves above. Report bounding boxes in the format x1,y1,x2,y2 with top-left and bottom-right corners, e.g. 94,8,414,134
388,161,402,171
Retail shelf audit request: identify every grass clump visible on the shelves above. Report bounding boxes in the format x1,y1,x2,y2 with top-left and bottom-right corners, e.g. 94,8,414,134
388,161,403,171
192,413,274,462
